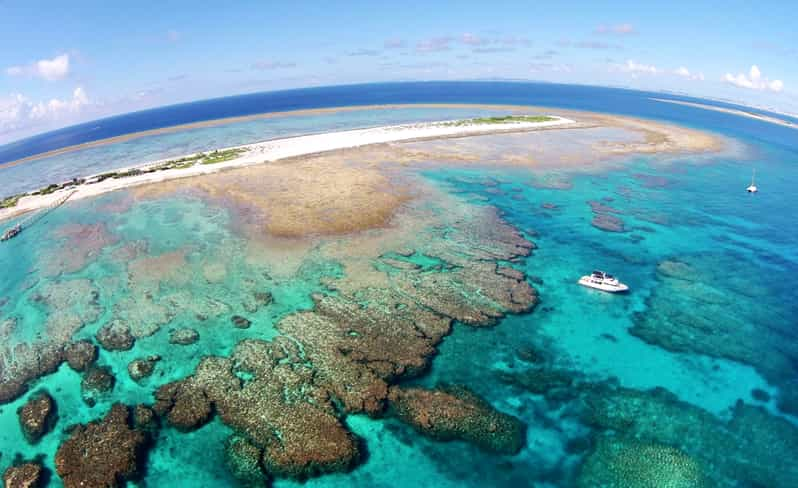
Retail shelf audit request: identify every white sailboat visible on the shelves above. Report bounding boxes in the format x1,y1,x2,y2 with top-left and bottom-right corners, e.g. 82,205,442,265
746,169,758,193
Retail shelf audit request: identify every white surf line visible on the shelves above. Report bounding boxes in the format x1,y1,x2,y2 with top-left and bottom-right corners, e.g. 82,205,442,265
0,116,575,223
651,98,798,130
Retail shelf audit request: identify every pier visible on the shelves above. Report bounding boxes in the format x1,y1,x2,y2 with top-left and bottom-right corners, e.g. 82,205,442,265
1,190,76,242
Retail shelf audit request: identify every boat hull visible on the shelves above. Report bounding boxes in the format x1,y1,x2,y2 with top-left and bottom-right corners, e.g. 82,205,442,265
578,276,629,293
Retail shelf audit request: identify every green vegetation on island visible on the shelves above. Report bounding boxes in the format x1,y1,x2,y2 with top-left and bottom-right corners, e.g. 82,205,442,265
201,148,247,165
0,195,22,209
0,148,250,211
444,115,556,127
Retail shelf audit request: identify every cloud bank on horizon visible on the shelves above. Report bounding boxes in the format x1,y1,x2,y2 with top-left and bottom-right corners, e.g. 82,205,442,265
0,1,795,144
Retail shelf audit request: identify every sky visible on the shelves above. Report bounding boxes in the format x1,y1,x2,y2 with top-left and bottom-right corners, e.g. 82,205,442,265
1,0,796,144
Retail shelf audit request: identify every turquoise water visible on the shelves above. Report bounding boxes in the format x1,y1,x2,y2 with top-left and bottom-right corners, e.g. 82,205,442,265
1,106,507,198
1,103,798,486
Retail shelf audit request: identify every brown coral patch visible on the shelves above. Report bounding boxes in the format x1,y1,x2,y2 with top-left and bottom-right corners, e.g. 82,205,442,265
133,152,413,239
388,385,526,454
3,462,43,488
40,222,119,276
153,342,360,479
18,390,56,444
63,340,97,372
55,404,146,488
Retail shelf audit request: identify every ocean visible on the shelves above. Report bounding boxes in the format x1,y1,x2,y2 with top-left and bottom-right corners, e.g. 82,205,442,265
0,82,797,487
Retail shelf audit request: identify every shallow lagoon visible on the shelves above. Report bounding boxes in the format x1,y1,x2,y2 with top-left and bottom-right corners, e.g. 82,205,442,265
1,104,798,487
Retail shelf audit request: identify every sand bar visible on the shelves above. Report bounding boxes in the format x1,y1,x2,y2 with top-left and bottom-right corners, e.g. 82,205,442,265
0,107,725,225
652,98,798,130
0,116,574,223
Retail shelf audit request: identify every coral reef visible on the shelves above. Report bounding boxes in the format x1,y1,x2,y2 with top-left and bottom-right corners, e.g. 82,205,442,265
145,198,539,482
387,385,526,454
588,199,626,232
630,256,798,414
153,380,213,432
225,435,269,486
96,320,135,351
582,386,798,486
169,328,200,345
0,342,63,404
80,365,115,407
154,340,361,479
242,291,272,314
128,356,160,382
231,315,252,329
41,222,118,276
3,462,43,488
63,340,97,372
17,391,56,444
1,279,102,404
577,435,708,487
55,404,146,488
132,404,158,432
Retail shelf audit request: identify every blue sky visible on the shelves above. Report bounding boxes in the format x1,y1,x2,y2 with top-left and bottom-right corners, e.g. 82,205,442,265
1,0,796,144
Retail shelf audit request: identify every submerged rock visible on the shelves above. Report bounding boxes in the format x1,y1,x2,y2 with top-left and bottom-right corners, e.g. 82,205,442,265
96,321,135,351
630,255,798,415
169,328,199,345
150,206,539,482
17,391,56,444
387,385,526,454
577,435,709,487
225,435,269,486
154,342,361,479
591,214,625,232
243,291,273,314
231,315,252,329
582,386,798,486
153,381,213,432
55,404,146,488
133,404,158,432
0,342,64,405
3,462,44,488
750,388,770,402
80,365,115,407
63,340,97,372
127,356,159,382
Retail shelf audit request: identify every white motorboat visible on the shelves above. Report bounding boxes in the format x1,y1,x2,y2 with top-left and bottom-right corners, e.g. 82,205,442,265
578,270,629,293
746,168,758,193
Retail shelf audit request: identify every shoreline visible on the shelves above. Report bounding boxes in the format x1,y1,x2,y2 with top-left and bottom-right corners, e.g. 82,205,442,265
0,108,725,225
0,103,559,170
0,116,577,223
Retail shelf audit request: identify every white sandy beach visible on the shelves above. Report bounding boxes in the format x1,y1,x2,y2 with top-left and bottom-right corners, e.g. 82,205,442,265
0,116,575,223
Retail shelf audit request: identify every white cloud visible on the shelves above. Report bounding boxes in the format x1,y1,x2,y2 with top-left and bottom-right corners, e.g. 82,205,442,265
6,54,71,81
620,59,659,75
0,86,90,138
595,23,636,35
723,65,783,92
415,37,453,53
251,60,297,70
461,33,488,46
674,66,705,81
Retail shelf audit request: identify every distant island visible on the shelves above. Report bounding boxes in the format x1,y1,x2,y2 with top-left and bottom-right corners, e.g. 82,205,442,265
651,98,798,130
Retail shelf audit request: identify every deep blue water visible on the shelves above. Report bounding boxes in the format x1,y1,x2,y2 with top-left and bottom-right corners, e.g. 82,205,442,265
2,81,797,165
